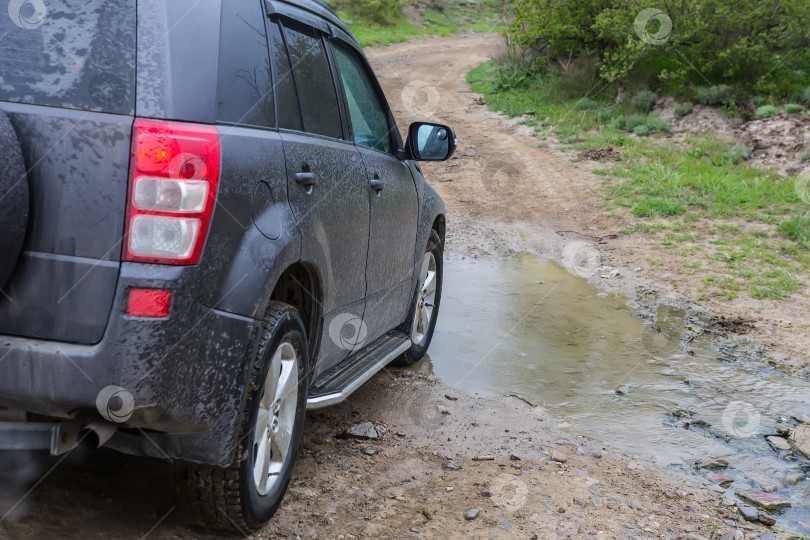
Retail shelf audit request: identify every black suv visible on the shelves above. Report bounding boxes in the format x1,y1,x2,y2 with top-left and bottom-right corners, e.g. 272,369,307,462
0,0,453,530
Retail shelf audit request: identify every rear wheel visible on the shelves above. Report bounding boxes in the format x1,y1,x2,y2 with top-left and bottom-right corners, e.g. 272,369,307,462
176,302,308,531
395,230,443,366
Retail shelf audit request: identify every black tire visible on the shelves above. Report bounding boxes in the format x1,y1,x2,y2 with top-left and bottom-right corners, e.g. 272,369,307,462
394,230,443,366
175,302,309,532
0,110,29,290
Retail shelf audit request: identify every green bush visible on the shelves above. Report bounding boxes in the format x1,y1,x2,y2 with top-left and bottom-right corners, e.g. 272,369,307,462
784,103,804,114
609,113,648,132
633,124,652,136
507,0,810,101
695,85,733,106
646,116,670,133
802,87,810,104
755,105,780,118
631,90,658,113
332,0,405,22
492,52,535,90
675,102,693,116
727,144,753,163
611,114,669,135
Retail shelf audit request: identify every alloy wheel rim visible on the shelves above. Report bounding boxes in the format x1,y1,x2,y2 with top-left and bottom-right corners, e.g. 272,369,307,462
252,341,298,496
411,251,437,346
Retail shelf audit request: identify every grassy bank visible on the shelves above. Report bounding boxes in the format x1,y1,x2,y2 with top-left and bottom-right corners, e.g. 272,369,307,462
334,2,505,47
468,61,810,301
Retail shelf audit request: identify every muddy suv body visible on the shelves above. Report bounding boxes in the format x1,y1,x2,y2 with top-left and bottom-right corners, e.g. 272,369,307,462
0,0,453,527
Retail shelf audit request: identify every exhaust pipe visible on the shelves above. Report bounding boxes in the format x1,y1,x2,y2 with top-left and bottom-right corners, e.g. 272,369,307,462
76,420,118,452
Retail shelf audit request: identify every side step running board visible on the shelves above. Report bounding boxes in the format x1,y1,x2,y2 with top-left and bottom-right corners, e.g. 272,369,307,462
307,332,411,410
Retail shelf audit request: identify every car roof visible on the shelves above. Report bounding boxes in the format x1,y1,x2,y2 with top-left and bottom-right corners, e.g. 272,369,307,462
275,0,354,40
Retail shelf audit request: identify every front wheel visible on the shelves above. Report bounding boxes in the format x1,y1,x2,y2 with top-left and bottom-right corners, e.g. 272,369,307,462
395,230,443,366
176,302,308,532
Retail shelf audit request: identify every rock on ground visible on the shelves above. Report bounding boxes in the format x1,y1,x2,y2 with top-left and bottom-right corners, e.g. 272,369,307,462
736,490,792,511
790,424,810,458
342,422,378,440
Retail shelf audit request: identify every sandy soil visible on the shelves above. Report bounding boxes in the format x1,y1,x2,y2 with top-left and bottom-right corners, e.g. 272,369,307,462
0,34,805,540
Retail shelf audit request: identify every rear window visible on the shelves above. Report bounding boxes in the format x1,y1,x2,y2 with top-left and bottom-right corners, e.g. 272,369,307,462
0,0,136,115
217,0,274,128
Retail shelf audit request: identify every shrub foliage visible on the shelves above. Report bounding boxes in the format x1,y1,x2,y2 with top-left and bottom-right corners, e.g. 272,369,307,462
328,0,406,22
507,0,810,101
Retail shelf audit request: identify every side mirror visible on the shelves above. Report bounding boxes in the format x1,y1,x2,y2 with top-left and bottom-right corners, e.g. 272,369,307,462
405,122,457,162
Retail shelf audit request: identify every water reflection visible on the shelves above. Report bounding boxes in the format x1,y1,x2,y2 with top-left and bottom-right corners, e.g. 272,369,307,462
421,254,810,531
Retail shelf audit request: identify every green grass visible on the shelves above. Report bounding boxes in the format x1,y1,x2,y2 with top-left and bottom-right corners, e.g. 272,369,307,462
779,215,810,248
338,3,505,47
468,60,810,301
632,197,685,217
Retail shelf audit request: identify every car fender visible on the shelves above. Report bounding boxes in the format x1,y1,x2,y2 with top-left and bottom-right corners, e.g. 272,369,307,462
209,204,302,321
409,162,446,281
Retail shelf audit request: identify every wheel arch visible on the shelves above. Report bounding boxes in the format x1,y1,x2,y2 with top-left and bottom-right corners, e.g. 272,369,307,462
431,213,446,243
268,261,323,372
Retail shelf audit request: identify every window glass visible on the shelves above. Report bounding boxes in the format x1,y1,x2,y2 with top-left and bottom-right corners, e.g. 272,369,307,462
0,0,135,114
282,23,342,139
331,40,391,153
268,20,303,131
217,0,274,127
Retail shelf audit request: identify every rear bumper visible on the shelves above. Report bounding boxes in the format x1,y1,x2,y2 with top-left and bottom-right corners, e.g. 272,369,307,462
0,262,259,466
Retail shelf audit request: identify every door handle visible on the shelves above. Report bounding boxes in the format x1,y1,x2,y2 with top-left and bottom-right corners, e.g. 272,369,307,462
369,174,385,196
294,166,318,195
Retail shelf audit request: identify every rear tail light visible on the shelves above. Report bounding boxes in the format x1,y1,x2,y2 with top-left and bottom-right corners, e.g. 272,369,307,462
123,119,220,265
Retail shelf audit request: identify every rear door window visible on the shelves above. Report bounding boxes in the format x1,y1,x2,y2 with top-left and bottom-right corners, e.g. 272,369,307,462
281,22,342,139
217,0,274,128
268,20,303,131
0,0,136,115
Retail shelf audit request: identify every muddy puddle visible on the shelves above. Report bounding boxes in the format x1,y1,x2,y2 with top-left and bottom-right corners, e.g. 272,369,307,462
418,254,810,533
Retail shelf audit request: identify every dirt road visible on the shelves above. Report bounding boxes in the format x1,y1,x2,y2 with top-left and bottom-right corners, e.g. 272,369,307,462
366,34,611,239
1,35,802,540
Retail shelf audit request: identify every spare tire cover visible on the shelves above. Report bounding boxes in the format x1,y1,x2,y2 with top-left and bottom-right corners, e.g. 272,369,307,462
0,109,28,290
